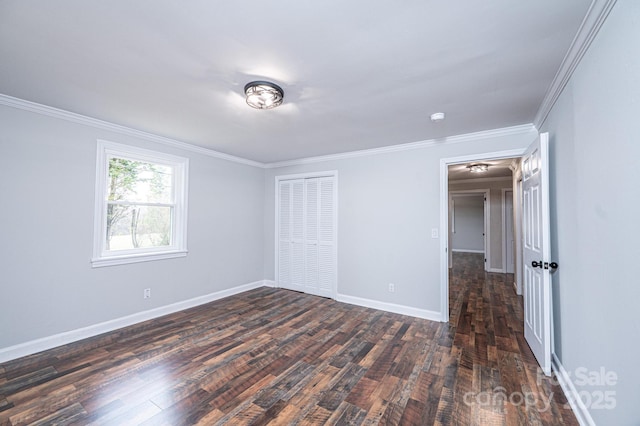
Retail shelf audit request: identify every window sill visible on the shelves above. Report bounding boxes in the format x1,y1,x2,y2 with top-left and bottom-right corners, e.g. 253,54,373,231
91,250,188,268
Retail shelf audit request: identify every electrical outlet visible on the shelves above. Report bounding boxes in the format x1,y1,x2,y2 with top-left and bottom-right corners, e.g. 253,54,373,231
388,283,395,293
143,288,151,299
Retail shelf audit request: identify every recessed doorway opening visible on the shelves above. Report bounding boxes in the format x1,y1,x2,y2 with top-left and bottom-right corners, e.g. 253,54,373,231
439,148,526,322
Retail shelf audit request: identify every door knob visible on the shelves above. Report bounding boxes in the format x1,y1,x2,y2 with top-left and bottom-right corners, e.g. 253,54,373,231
532,261,559,270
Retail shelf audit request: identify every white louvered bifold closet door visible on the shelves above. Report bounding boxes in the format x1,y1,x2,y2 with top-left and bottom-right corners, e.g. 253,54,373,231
278,175,336,298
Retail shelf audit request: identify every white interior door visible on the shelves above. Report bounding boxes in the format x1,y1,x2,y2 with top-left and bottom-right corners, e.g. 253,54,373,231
522,132,552,375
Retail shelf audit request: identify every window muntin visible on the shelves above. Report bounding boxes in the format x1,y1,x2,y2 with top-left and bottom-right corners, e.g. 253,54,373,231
92,141,188,267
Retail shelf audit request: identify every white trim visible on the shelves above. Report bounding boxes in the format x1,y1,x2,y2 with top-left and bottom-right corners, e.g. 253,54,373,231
440,148,527,323
0,280,274,363
451,249,484,254
513,165,524,295
449,176,512,184
91,250,188,268
552,353,596,426
502,188,515,274
265,124,536,168
534,0,617,128
487,268,505,273
262,280,277,288
501,189,507,273
92,140,189,267
336,293,442,322
483,204,493,270
0,94,263,168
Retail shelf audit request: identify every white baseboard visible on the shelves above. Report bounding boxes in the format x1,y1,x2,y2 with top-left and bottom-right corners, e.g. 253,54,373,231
336,293,443,322
451,249,485,253
487,267,506,273
0,280,273,364
552,353,595,426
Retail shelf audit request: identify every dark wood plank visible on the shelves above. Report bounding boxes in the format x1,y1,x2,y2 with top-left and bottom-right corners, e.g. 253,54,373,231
0,254,578,425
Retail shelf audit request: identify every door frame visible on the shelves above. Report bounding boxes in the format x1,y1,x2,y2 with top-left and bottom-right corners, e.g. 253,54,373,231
502,188,515,274
448,190,490,270
511,163,524,295
439,149,525,322
275,170,339,299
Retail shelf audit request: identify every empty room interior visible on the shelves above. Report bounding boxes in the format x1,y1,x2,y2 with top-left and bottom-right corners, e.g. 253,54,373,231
0,1,638,425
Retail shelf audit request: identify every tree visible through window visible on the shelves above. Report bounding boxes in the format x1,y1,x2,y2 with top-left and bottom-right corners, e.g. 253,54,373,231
106,158,173,250
93,141,188,267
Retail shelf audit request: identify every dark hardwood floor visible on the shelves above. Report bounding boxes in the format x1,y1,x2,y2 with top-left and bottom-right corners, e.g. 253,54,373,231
0,253,577,425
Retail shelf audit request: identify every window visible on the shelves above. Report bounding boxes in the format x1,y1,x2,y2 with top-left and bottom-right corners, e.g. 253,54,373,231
92,140,188,267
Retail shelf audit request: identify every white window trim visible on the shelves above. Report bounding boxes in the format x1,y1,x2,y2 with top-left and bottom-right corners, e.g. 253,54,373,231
92,140,189,268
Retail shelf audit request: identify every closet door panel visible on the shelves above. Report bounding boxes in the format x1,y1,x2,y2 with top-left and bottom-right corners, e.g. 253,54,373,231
290,180,305,291
305,179,319,294
317,178,336,298
278,181,291,288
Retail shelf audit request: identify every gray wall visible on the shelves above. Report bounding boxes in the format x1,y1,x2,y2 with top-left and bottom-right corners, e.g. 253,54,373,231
263,131,535,314
0,105,265,349
541,2,640,424
450,195,485,252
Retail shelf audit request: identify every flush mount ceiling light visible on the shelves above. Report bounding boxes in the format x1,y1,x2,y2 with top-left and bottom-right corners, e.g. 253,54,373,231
244,81,284,109
467,163,489,173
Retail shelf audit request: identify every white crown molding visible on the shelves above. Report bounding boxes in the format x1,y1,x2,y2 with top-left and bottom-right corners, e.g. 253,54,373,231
1,93,536,170
534,0,618,128
0,94,265,168
264,124,536,168
0,280,274,363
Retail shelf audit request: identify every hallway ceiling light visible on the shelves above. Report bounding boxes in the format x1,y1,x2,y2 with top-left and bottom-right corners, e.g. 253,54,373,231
467,163,489,173
244,81,284,109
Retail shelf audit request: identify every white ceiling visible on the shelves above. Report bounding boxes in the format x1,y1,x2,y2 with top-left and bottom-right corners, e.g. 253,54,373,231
0,1,592,164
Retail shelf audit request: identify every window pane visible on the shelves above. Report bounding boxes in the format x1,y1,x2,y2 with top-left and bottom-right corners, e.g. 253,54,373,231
107,157,173,203
106,204,173,251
